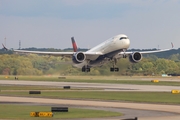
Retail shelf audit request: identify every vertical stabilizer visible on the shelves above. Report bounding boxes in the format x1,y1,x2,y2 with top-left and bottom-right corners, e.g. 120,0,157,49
71,37,78,52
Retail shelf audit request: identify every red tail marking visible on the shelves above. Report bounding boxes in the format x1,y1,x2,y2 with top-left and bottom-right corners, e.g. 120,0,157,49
171,42,174,48
71,37,77,52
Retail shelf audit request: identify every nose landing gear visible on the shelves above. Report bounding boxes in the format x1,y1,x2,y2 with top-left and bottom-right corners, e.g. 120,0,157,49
110,58,119,72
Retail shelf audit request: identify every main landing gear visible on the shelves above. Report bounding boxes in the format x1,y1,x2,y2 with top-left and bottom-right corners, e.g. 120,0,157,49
82,66,90,72
110,67,119,72
110,58,119,72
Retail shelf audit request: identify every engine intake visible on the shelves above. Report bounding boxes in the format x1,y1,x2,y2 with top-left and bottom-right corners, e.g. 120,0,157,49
72,52,86,63
129,52,142,63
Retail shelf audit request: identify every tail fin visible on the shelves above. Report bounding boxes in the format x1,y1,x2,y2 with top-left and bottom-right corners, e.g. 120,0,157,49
71,37,78,52
171,42,174,48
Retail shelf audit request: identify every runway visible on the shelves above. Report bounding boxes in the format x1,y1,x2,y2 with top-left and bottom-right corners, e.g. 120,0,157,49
0,80,180,92
0,80,180,120
0,96,180,120
1,96,180,113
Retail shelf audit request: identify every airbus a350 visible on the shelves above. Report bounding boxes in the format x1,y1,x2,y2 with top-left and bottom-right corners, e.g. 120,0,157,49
3,34,173,72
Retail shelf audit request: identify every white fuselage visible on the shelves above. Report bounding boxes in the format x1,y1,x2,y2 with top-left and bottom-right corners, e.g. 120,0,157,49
73,34,130,68
87,34,130,55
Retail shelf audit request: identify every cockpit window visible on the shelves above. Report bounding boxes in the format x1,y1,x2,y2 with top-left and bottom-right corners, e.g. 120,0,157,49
120,37,128,40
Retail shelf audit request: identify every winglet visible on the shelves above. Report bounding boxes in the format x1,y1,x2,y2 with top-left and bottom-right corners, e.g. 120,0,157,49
2,43,8,51
71,37,78,52
171,42,174,48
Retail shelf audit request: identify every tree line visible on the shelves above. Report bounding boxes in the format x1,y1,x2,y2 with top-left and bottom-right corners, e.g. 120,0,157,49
1,52,180,76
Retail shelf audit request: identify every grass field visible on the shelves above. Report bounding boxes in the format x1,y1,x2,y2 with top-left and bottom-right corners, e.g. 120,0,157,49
0,85,99,90
0,76,180,119
1,90,180,104
0,104,121,119
0,76,180,104
1,75,180,86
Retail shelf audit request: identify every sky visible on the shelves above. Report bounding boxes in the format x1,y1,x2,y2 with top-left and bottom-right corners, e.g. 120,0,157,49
0,0,180,49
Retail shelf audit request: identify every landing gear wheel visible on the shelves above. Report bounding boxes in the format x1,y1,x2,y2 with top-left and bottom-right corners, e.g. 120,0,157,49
110,67,119,72
82,67,86,72
114,68,119,72
82,66,90,72
110,68,114,72
110,58,119,72
87,68,90,72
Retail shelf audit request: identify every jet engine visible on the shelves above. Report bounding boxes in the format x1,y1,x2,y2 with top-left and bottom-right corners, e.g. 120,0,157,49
129,52,142,63
72,52,86,63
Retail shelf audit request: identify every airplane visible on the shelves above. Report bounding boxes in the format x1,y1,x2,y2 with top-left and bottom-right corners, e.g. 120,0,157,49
3,34,173,72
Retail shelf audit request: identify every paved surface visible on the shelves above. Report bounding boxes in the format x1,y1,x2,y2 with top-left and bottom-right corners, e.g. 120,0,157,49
1,96,180,113
0,80,180,120
0,80,180,92
1,102,178,120
0,96,180,120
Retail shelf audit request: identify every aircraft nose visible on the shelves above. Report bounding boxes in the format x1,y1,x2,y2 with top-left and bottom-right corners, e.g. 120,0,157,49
124,39,130,48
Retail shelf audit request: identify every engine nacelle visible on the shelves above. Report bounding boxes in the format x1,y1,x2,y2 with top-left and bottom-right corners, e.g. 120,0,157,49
72,52,86,63
129,52,142,63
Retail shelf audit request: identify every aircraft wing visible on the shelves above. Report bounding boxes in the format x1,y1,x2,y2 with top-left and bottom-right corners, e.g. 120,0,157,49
119,43,173,55
13,50,74,57
121,48,172,55
13,49,103,59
